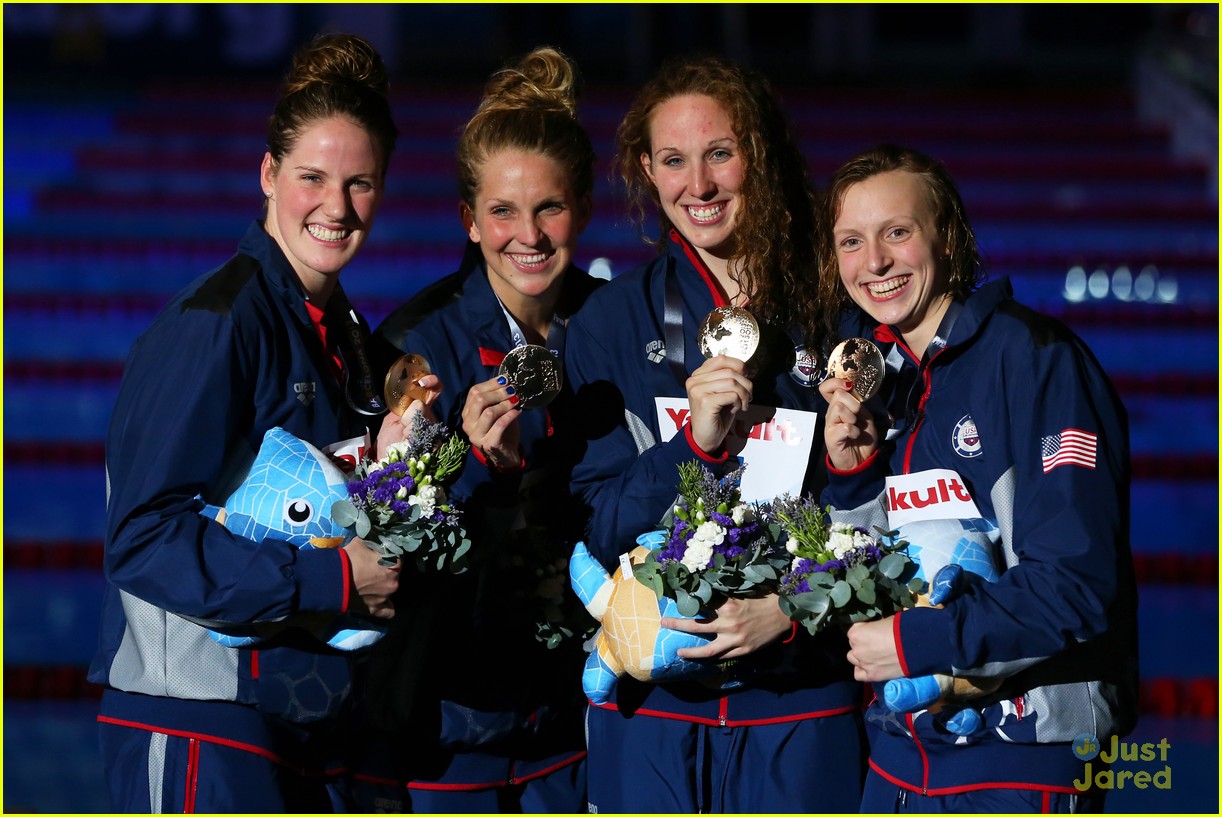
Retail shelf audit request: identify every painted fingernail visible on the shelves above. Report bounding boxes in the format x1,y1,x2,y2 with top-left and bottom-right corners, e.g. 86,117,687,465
496,376,508,386
508,394,519,405
505,386,516,396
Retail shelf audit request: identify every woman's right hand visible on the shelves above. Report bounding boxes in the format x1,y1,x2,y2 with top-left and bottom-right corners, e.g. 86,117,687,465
685,355,753,455
375,373,442,460
343,538,401,618
819,376,879,470
461,374,522,470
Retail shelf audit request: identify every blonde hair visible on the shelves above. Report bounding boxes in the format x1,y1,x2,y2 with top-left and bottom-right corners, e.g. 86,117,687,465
266,32,398,175
457,46,595,206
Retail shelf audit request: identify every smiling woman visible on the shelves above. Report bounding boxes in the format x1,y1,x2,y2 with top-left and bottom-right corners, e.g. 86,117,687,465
359,46,599,813
816,144,1137,813
260,116,384,301
563,55,863,814
89,32,406,813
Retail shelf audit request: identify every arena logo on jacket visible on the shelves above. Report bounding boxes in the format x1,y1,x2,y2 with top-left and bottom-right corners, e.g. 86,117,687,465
952,414,983,458
654,397,816,503
645,339,666,364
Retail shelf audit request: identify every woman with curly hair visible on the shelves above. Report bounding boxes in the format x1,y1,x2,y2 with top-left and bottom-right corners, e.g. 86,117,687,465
564,54,864,813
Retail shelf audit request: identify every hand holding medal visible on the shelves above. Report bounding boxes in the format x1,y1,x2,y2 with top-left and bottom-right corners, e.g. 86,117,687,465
383,353,442,416
697,306,760,363
826,338,885,402
498,344,562,410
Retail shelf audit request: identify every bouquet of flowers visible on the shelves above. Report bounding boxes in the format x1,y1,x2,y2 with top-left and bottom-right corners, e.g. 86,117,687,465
331,413,472,573
773,495,921,635
632,461,788,617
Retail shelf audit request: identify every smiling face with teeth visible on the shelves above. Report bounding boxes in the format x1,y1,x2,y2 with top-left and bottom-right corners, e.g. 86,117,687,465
260,115,384,304
833,170,954,355
642,94,744,282
461,148,591,334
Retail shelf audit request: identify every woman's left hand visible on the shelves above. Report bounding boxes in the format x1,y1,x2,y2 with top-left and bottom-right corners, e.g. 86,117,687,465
663,595,792,661
846,616,903,682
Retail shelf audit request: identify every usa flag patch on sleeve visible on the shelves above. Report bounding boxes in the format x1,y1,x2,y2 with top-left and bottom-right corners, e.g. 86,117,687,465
1040,428,1098,473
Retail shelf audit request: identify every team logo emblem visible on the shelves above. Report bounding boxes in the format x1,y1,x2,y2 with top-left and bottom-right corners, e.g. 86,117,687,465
789,345,821,387
952,415,982,458
294,381,317,407
645,339,666,364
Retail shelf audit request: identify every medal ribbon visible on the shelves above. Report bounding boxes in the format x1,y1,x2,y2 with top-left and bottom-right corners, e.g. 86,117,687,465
662,229,731,390
493,295,568,360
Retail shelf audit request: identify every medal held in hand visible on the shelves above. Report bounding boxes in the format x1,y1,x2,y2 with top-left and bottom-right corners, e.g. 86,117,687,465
499,344,562,409
384,353,439,416
698,306,760,363
826,337,885,402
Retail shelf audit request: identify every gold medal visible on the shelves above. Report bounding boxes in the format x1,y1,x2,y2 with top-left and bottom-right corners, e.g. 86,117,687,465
499,344,562,410
827,338,885,402
697,306,760,362
383,353,437,415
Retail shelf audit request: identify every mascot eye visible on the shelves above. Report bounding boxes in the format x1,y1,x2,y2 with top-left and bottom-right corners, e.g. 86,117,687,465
284,499,315,525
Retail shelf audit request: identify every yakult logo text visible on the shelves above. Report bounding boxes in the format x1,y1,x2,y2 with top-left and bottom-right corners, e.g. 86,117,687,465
888,476,973,511
884,468,982,527
664,408,803,446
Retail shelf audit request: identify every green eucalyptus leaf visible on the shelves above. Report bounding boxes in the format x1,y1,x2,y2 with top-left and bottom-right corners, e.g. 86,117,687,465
856,583,877,605
846,564,869,586
794,591,830,615
331,499,359,527
693,581,714,605
675,589,700,618
829,580,852,608
878,552,909,579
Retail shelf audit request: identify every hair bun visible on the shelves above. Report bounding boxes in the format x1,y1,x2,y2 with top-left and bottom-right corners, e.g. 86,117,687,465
477,45,579,119
282,32,389,100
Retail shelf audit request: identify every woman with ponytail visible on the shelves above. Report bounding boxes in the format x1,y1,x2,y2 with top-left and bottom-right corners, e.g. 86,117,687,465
351,46,599,812
91,33,403,812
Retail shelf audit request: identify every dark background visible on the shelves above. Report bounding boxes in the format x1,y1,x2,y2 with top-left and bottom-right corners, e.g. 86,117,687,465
4,4,1218,812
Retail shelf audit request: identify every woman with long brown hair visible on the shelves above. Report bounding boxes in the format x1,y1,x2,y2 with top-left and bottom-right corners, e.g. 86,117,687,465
564,54,864,813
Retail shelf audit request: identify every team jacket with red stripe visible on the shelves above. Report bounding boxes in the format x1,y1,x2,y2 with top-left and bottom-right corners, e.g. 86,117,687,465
89,221,377,772
363,245,600,788
824,278,1138,794
565,230,860,724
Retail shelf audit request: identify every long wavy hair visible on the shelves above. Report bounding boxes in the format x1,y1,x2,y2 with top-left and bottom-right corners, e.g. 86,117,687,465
816,143,984,319
615,54,830,348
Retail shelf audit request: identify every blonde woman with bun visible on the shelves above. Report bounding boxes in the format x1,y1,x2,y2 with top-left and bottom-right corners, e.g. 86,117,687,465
91,33,403,812
351,46,599,812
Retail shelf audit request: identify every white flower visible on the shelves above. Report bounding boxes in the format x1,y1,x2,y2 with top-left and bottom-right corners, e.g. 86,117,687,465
395,485,409,500
409,483,444,516
731,503,756,526
681,538,715,572
381,441,411,466
828,524,858,559
785,536,799,554
694,521,726,547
